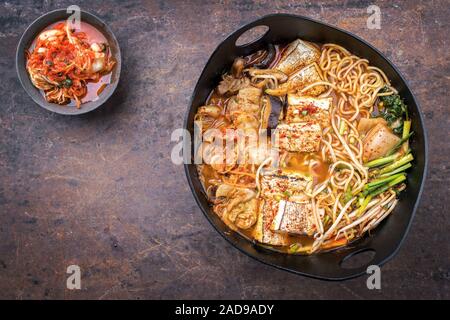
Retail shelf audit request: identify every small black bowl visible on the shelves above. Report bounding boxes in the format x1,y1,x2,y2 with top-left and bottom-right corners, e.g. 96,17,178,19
16,9,121,115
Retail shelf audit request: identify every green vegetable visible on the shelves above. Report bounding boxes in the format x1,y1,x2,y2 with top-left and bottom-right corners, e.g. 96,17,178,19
343,187,352,204
386,132,413,156
63,78,73,88
359,155,412,199
358,122,413,200
358,195,372,216
379,153,414,175
302,110,308,116
402,120,411,139
339,121,346,135
378,163,412,178
283,190,291,198
288,243,299,254
366,173,406,189
365,153,398,168
288,243,310,254
358,193,365,206
368,174,407,197
379,86,409,135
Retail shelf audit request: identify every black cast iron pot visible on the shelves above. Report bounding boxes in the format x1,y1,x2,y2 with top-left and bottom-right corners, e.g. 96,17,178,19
184,14,427,280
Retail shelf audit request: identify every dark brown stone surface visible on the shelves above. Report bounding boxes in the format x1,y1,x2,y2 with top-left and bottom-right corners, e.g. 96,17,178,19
0,0,449,299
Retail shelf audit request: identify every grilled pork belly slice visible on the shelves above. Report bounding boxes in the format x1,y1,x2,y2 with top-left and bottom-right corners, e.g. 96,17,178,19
286,95,331,128
270,200,316,236
275,39,320,76
253,199,289,246
287,63,326,96
266,64,326,97
276,121,322,152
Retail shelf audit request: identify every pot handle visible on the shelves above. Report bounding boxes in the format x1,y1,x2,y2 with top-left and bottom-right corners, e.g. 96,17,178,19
326,247,381,280
312,247,381,280
222,20,273,56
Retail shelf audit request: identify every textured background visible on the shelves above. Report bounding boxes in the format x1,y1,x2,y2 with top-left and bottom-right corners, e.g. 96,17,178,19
0,0,449,299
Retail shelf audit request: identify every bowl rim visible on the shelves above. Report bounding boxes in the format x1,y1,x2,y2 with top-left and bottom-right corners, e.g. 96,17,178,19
15,8,122,115
183,13,428,280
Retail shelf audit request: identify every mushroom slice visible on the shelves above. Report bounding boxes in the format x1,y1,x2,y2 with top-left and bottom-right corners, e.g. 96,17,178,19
260,96,272,130
247,68,289,83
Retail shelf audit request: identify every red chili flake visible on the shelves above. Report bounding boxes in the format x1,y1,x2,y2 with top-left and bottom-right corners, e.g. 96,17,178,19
300,103,319,115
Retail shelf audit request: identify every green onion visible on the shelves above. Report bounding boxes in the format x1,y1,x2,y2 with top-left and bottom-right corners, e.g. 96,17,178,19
367,173,406,189
302,110,308,116
402,120,411,139
339,121,346,135
379,153,414,175
364,154,398,168
358,195,372,216
342,187,352,204
378,163,412,178
386,132,413,156
288,243,301,254
358,194,365,206
369,175,407,197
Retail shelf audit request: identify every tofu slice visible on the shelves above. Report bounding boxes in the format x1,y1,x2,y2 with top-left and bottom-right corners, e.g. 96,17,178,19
271,200,316,236
287,95,331,109
276,122,322,152
253,199,289,246
286,95,331,128
260,172,310,202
